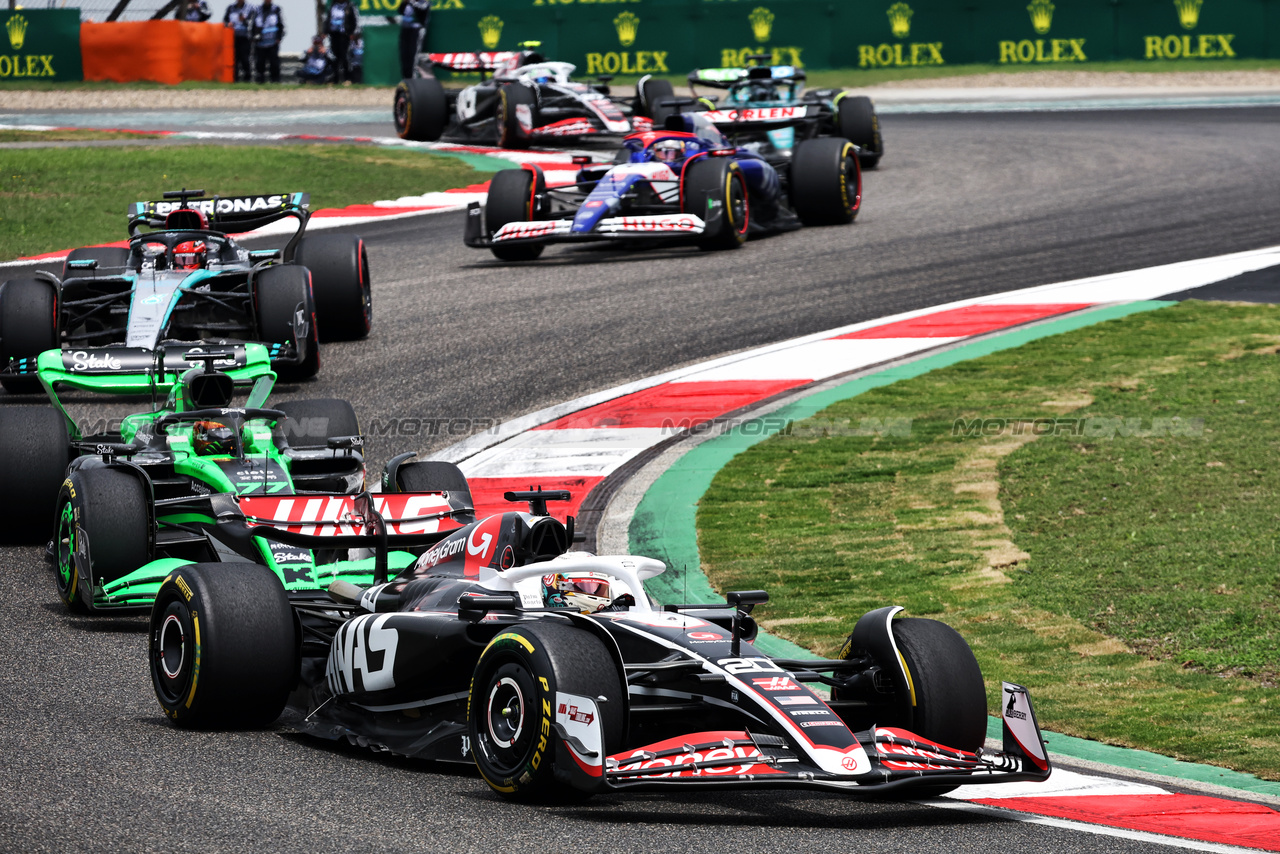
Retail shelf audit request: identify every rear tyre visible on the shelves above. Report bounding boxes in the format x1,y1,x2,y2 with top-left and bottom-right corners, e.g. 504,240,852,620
835,95,883,170
255,265,320,381
293,235,372,342
485,168,546,262
275,398,359,449
469,622,624,801
0,278,58,394
790,137,861,227
890,618,988,796
54,466,151,613
681,157,748,250
393,76,447,141
62,247,132,280
0,407,71,544
150,563,296,727
394,460,473,508
497,82,536,150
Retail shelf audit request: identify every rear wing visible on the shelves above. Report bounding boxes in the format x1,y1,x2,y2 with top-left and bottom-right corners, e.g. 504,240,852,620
128,192,311,256
222,491,477,583
423,51,521,72
687,65,805,89
698,104,821,130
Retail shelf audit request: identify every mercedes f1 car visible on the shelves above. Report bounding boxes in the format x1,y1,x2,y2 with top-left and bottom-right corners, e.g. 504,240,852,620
0,189,371,394
393,45,672,148
147,484,1051,801
464,112,861,261
0,347,470,613
685,59,884,169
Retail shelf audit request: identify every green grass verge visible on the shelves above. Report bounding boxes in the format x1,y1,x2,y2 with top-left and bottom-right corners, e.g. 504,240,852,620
0,143,483,260
697,301,1280,780
0,129,168,142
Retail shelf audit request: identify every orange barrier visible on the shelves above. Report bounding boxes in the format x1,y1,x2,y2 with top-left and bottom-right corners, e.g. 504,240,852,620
81,21,232,85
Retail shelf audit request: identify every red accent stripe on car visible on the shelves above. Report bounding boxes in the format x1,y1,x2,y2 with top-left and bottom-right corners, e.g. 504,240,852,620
464,475,603,522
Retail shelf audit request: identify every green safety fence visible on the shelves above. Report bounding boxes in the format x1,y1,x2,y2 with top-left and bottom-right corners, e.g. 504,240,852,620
353,0,1278,83
0,9,82,82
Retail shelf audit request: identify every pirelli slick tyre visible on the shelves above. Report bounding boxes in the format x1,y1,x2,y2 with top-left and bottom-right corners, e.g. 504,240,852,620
0,277,58,394
255,264,320,381
293,234,371,342
789,137,861,227
485,167,546,262
469,622,624,801
62,246,132,280
835,94,883,169
888,618,987,796
54,466,151,614
394,76,447,141
275,398,359,449
681,157,748,251
394,460,473,508
0,407,70,544
497,82,536,150
150,563,296,727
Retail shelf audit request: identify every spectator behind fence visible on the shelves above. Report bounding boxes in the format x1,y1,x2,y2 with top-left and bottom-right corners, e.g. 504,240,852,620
252,0,284,83
183,0,212,21
398,0,430,79
325,0,359,84
223,0,255,82
349,29,365,84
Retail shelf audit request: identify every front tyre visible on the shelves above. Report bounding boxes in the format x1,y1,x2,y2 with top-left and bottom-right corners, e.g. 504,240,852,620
0,407,70,544
0,277,58,394
890,618,987,796
255,264,320,381
53,465,150,613
497,82,536,150
835,94,883,169
682,157,748,250
293,235,372,342
394,76,447,141
485,167,546,262
150,563,296,727
469,622,623,800
790,137,861,227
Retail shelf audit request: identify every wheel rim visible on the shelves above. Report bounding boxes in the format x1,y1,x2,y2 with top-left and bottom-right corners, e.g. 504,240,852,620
359,249,372,331
729,172,748,237
394,89,409,133
486,675,526,750
54,501,76,596
843,152,862,215
152,601,193,706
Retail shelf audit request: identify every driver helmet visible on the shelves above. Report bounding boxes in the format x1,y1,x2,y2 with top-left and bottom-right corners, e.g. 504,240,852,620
192,420,235,456
652,139,686,164
541,572,613,613
173,239,207,271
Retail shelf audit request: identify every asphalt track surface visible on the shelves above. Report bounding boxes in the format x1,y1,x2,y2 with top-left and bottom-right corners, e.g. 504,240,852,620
3,106,1280,853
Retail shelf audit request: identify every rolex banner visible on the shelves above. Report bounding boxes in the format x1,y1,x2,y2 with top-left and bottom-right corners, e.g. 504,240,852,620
0,9,81,81
355,0,1275,81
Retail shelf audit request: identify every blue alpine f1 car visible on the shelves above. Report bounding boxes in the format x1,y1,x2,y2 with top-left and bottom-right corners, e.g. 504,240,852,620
464,112,860,261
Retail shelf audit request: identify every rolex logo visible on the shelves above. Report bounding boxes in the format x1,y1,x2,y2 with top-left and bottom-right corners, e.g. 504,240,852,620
748,7,775,43
6,13,28,51
1173,0,1203,29
1026,0,1054,34
478,15,503,50
613,11,639,47
886,2,912,39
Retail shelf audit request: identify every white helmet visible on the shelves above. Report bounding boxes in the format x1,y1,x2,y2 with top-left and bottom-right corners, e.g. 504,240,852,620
542,571,613,613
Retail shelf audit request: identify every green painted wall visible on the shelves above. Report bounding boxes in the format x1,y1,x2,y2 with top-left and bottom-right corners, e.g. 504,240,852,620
1,9,82,82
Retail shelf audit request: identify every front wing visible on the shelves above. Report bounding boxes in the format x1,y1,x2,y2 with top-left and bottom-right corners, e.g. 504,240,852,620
464,203,706,248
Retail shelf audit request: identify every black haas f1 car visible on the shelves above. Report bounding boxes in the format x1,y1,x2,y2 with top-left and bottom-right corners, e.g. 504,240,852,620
393,45,671,149
684,58,884,169
0,188,370,393
149,479,1051,800
465,112,861,262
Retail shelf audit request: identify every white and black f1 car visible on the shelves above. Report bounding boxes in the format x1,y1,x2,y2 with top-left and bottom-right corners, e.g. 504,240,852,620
393,46,671,148
465,112,860,261
149,475,1051,800
0,189,371,392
